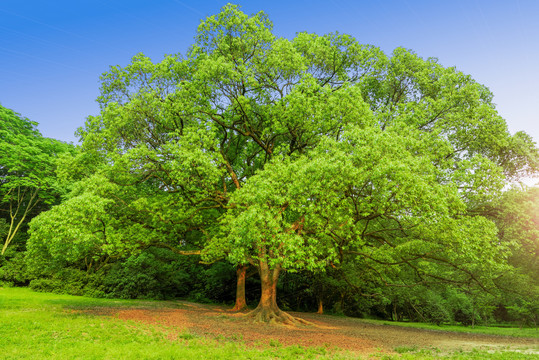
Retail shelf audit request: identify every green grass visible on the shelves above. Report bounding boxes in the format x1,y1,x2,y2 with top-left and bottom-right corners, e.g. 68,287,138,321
355,317,539,339
394,345,419,353
379,349,539,360
0,287,338,359
0,287,537,360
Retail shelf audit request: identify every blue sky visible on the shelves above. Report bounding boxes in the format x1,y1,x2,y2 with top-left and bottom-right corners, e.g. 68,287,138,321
1,0,538,144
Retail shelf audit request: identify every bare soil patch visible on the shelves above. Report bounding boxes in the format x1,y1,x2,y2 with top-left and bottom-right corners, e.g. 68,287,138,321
86,301,539,355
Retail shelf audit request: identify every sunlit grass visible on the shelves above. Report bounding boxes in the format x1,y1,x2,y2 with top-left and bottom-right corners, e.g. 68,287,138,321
0,287,339,359
354,317,539,338
382,349,539,360
0,287,537,359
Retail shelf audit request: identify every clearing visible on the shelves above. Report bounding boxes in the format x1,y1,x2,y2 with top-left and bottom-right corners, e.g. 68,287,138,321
85,300,539,356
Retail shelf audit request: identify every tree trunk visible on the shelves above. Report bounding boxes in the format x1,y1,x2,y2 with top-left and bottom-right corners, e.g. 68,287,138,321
317,299,324,314
471,301,475,329
316,279,324,315
2,187,39,255
230,264,248,311
248,260,309,325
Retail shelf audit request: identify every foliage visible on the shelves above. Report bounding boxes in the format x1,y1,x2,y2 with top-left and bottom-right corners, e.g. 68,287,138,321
194,261,238,303
20,4,539,323
497,186,539,282
508,300,539,329
0,252,29,287
26,175,124,276
488,186,539,327
25,242,236,302
102,248,193,300
29,268,89,296
0,104,74,255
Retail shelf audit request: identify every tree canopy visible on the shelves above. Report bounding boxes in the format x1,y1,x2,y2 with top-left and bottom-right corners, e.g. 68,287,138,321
26,4,539,323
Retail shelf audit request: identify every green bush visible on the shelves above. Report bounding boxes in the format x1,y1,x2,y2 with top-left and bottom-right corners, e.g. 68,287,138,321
199,262,237,302
101,247,192,299
29,268,90,295
29,278,65,293
422,291,452,325
0,252,30,286
443,288,475,325
23,247,213,301
508,299,539,328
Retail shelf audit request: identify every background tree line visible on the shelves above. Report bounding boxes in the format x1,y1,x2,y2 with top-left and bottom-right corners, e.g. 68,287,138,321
1,4,538,327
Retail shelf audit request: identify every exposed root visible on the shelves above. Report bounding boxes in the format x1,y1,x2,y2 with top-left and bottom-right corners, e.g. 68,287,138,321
228,303,249,312
248,306,313,326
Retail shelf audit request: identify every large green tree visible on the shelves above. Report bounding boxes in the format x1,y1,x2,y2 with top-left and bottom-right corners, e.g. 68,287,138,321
214,124,514,323
76,5,383,312
41,5,537,323
0,105,73,255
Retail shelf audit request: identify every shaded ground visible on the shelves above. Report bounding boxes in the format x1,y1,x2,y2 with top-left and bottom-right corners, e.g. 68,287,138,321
85,301,539,356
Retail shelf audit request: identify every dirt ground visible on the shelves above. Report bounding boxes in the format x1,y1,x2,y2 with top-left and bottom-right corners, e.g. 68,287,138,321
88,301,539,356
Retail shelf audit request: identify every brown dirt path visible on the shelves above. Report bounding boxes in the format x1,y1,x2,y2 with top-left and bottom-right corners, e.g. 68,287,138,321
92,301,539,356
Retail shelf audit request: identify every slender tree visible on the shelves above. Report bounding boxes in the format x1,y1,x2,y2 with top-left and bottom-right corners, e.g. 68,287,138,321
0,105,73,255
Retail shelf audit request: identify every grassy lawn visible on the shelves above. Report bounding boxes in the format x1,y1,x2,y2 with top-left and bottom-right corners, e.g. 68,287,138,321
0,287,537,359
356,318,539,339
0,287,332,360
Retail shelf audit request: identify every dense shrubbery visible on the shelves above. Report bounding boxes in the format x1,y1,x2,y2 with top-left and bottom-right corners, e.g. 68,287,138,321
2,216,536,326
24,248,202,300
0,243,537,327
101,248,192,299
0,252,29,287
17,247,246,304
